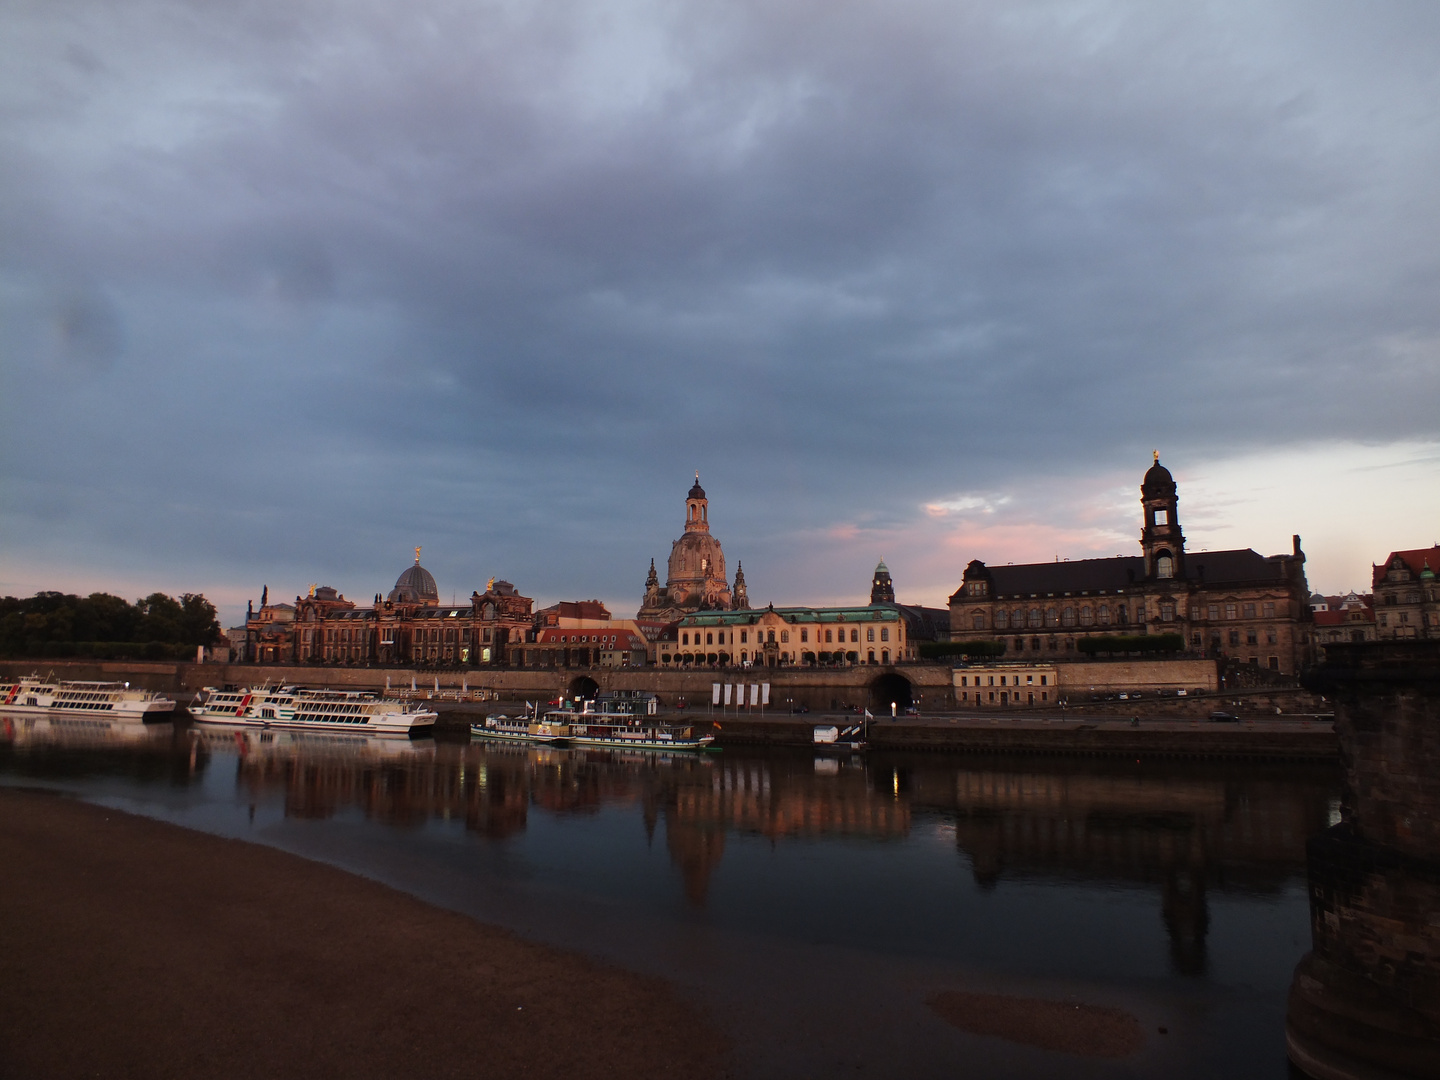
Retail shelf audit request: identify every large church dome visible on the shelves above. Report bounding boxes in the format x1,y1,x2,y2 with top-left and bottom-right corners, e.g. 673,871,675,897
388,552,438,604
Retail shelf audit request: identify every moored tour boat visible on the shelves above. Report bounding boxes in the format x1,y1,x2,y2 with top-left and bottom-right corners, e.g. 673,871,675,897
0,676,174,718
470,709,571,744
191,686,436,735
562,712,715,752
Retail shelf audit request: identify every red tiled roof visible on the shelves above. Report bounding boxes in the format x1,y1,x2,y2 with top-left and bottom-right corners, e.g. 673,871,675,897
1313,609,1373,627
1373,546,1440,588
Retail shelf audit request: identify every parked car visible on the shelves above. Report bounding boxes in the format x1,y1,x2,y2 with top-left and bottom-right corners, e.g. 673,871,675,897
1208,710,1240,723
1176,689,1188,696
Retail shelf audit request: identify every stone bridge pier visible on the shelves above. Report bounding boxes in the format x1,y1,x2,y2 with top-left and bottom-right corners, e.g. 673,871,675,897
1288,641,1440,1079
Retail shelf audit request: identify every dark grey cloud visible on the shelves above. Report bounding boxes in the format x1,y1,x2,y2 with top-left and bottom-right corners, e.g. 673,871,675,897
2,0,1438,619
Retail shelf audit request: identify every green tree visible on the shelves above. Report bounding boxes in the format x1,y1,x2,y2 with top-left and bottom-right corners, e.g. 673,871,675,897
178,593,221,646
136,593,185,643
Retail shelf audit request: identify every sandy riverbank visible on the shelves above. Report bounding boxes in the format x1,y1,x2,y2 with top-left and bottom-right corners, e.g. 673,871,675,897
0,787,725,1080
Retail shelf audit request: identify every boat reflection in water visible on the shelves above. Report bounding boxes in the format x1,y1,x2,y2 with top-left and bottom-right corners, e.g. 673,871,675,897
0,710,195,785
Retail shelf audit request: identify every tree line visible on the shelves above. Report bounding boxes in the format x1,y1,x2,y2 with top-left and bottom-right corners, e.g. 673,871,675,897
0,591,222,660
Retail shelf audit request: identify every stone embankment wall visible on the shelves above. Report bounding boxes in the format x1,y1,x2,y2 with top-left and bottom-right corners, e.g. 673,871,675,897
0,658,1323,717
1055,657,1220,693
0,660,955,711
1287,640,1440,1079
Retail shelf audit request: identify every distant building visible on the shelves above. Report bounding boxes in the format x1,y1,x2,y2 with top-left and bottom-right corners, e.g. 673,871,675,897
638,475,744,622
946,456,1313,675
1312,590,1376,651
1372,545,1440,639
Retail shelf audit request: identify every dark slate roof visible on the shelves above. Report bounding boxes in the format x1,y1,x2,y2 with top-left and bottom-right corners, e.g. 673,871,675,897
896,604,950,640
951,549,1294,602
1185,549,1294,586
982,556,1144,597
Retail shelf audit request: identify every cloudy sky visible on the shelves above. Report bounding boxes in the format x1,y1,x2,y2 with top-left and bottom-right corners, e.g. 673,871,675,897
3,0,1438,628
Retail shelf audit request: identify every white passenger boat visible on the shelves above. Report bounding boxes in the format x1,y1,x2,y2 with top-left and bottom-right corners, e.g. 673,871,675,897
0,676,174,718
191,686,437,735
190,685,297,724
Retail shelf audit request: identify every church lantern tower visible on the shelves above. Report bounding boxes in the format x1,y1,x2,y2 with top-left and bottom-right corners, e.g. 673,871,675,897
685,473,710,533
1140,453,1185,580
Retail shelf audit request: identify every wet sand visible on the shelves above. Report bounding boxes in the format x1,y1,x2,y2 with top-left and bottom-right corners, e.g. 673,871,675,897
927,990,1144,1058
0,787,725,1080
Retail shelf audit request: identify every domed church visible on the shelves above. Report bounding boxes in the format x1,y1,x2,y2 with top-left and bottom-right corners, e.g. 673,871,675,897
638,475,748,622
387,548,439,605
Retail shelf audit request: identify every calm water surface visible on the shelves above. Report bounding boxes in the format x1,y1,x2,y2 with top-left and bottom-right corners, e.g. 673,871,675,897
0,715,1340,1079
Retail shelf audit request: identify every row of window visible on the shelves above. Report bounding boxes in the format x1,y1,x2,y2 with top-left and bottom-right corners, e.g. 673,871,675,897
680,626,891,646
663,649,894,665
958,674,1049,687
1378,612,1440,626
308,626,510,645
970,600,1283,630
959,690,1050,704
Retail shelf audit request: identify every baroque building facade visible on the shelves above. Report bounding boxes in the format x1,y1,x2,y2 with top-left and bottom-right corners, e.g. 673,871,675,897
946,456,1314,675
638,475,748,622
240,551,536,666
660,604,914,668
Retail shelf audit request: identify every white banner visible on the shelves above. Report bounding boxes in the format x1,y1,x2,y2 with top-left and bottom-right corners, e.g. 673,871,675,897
761,682,770,706
750,683,759,706
723,683,732,705
712,683,721,705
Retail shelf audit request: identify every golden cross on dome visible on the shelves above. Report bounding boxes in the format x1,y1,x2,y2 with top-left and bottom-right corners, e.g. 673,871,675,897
414,546,422,564
1153,450,1159,464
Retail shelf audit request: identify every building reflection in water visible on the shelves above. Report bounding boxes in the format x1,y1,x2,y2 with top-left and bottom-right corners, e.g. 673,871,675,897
42,724,1331,936
198,729,912,905
908,758,1337,975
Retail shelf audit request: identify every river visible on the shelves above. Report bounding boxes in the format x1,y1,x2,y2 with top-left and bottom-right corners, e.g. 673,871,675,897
0,715,1339,1078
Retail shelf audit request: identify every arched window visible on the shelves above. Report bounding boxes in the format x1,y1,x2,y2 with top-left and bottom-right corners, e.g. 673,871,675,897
1061,607,1076,627
780,630,789,643
1157,551,1174,579
1045,608,1059,628
1079,606,1093,626
995,610,1009,629
1028,608,1042,628
767,630,775,643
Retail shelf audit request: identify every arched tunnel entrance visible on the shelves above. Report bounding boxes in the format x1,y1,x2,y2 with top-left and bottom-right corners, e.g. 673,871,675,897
869,672,913,713
568,675,600,700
